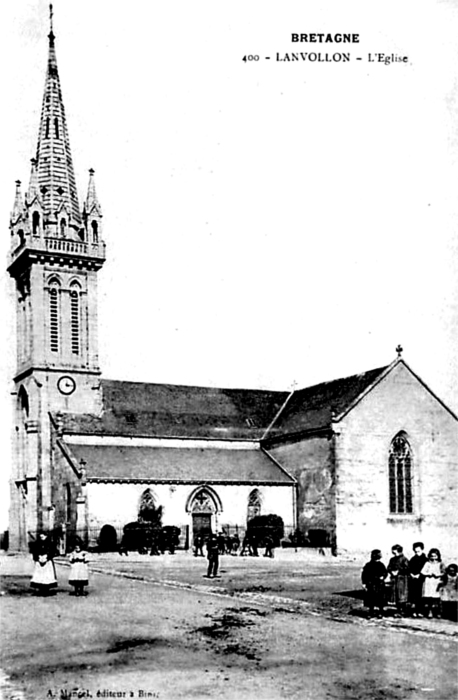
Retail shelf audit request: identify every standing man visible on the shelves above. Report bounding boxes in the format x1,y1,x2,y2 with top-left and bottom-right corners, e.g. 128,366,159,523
206,533,220,578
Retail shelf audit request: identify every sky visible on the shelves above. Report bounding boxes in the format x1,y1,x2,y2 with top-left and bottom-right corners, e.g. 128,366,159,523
0,0,457,529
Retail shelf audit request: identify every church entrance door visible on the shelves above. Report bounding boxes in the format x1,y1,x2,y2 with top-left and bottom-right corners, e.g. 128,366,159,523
192,514,212,543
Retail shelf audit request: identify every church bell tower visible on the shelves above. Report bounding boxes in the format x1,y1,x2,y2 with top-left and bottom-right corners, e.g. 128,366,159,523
7,6,106,549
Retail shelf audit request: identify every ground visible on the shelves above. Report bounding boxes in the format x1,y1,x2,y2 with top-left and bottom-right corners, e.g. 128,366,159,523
1,550,457,700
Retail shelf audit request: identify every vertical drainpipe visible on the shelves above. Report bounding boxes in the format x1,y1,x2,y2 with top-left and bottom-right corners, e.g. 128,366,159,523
36,376,44,533
292,479,298,534
330,410,339,556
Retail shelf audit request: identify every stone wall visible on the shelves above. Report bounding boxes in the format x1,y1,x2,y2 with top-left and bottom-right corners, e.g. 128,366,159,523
335,362,458,560
50,424,84,534
85,481,295,547
268,435,335,544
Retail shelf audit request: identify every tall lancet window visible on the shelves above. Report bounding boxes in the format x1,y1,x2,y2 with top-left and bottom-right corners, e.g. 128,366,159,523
32,212,40,236
388,432,413,514
70,284,80,355
91,220,99,244
48,279,61,353
18,385,29,419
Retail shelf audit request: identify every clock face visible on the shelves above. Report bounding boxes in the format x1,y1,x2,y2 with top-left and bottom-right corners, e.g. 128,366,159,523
57,376,76,396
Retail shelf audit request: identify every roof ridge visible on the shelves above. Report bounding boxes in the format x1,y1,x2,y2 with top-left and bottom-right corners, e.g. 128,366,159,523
101,377,288,395
293,365,389,394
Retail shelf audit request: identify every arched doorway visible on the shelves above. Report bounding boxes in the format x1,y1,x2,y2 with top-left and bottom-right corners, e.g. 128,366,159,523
187,488,221,543
98,524,117,552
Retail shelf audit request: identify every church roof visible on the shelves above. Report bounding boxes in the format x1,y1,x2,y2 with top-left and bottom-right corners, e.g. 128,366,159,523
58,380,290,440
55,366,389,441
67,443,294,484
264,366,389,440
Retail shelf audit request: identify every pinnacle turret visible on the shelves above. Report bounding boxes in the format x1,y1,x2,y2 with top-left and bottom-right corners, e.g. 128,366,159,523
83,169,103,244
10,181,24,225
85,169,102,214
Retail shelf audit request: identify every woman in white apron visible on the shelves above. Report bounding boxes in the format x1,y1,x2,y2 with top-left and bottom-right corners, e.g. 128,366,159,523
30,533,57,595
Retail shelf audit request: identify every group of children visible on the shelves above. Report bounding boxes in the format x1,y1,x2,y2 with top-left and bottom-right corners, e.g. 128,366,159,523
30,533,457,623
362,542,457,621
30,534,89,597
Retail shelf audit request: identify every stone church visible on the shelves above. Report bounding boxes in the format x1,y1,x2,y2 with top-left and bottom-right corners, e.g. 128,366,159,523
7,11,458,556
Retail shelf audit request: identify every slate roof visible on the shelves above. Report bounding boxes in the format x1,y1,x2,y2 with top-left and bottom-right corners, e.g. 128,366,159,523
58,380,290,440
55,366,389,441
67,444,293,484
264,366,388,439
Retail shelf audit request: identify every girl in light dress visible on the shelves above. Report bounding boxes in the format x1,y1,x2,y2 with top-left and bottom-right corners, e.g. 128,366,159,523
68,543,89,596
421,548,445,618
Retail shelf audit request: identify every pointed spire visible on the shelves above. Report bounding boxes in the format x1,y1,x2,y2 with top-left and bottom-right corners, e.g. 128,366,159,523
34,5,81,233
85,168,102,214
11,180,24,224
49,4,55,47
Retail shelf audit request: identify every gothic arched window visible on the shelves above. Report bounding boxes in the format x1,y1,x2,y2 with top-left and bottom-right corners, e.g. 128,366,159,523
60,218,67,237
18,386,29,418
69,284,80,355
48,280,60,353
389,432,413,514
247,489,262,522
139,488,155,513
138,488,162,525
54,118,59,139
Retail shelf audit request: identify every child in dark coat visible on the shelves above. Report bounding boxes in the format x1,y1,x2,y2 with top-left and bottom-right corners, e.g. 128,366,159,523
387,544,410,617
408,541,427,617
361,549,387,618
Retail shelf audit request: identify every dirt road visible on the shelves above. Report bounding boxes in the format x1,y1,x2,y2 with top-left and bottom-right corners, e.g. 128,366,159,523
1,557,456,700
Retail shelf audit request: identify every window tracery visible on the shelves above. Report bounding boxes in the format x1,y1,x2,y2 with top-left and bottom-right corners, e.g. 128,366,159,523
389,432,413,514
247,489,262,521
